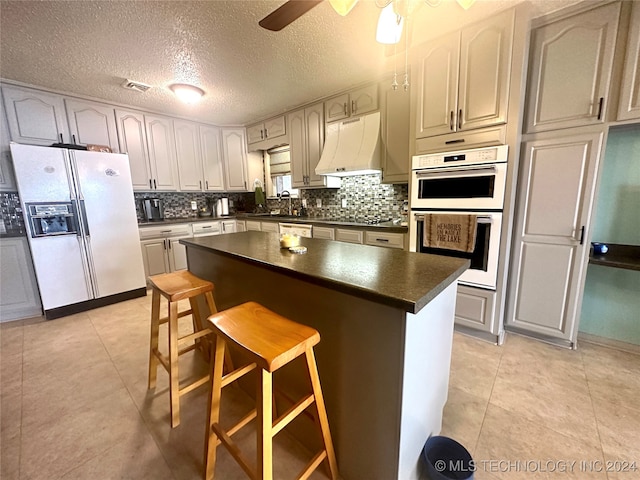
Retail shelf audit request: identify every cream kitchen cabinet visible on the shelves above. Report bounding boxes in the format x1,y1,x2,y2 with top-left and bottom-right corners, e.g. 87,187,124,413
246,220,262,231
505,130,604,345
192,221,221,237
260,221,279,233
139,224,191,278
246,115,287,150
380,78,410,183
235,220,246,232
0,94,16,191
324,84,378,123
200,125,225,192
0,237,42,321
312,226,335,240
525,2,620,133
221,220,236,233
617,1,640,121
414,9,514,141
116,109,178,191
174,119,203,191
335,228,363,244
221,128,249,191
2,85,69,146
289,103,340,189
64,98,119,152
364,231,405,250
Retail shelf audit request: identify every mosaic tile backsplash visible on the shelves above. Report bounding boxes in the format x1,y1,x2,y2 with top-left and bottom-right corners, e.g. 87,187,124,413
0,192,26,237
267,174,409,220
133,192,257,220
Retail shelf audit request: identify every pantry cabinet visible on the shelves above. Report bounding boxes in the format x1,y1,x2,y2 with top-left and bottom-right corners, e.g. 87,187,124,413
617,1,640,121
290,103,340,189
324,84,378,123
506,130,604,344
414,9,513,140
2,85,69,145
221,128,249,191
64,98,119,151
524,2,620,133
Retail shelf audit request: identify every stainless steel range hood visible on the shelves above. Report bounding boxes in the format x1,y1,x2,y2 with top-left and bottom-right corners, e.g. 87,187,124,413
315,111,381,177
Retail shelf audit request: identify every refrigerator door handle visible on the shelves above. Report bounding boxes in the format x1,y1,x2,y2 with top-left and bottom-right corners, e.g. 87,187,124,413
77,235,97,298
79,200,91,237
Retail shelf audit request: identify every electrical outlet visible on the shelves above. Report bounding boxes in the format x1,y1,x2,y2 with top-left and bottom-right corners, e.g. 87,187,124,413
316,198,322,208
190,201,197,210
341,198,347,208
302,199,307,208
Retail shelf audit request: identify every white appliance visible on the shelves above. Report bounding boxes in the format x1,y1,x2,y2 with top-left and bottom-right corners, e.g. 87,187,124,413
409,145,508,290
315,112,381,176
10,143,146,319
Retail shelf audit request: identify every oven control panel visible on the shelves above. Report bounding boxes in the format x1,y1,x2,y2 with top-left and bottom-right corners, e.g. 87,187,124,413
412,145,508,170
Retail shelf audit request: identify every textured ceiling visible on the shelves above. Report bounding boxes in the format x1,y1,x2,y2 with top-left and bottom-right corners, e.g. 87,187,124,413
0,0,580,126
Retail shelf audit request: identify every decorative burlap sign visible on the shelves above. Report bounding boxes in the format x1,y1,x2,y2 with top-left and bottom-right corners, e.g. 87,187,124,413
422,214,478,253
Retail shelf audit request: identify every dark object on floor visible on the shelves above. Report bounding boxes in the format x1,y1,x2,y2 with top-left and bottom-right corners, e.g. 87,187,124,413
422,435,474,480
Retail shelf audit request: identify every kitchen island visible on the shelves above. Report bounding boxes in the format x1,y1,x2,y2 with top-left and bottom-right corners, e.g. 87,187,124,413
182,232,469,480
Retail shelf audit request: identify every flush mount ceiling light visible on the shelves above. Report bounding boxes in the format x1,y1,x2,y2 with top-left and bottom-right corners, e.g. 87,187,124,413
169,83,205,104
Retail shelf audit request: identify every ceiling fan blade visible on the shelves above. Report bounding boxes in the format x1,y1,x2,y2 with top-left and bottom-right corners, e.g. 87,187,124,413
259,0,324,31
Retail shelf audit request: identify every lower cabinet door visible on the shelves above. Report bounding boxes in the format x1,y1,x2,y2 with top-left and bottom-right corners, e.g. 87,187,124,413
140,238,170,278
0,237,42,321
168,235,190,271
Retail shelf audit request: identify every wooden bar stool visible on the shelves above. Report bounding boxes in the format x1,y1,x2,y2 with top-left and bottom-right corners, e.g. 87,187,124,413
148,270,218,428
204,301,339,480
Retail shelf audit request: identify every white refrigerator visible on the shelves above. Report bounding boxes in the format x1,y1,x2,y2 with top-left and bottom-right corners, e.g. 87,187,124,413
10,143,146,318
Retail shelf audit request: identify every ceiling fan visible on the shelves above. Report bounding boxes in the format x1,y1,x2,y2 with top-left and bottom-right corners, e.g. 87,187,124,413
259,0,357,32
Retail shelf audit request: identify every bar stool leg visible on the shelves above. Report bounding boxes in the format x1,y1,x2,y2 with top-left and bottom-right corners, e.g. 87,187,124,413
257,369,274,480
306,348,339,480
148,288,161,389
189,295,210,361
168,300,181,428
204,335,227,480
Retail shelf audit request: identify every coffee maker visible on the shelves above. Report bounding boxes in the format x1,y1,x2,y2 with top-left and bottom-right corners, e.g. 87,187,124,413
141,198,164,221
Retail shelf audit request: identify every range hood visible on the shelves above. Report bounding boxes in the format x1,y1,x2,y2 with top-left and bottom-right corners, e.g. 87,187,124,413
315,111,381,177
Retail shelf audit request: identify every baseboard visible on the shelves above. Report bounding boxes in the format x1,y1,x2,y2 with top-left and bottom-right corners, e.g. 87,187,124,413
577,332,640,356
44,287,147,320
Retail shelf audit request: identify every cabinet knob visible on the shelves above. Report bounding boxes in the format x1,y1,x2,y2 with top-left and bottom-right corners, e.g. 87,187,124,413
597,97,604,120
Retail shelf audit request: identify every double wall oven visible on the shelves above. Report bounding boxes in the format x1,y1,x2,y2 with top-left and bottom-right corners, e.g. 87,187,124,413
409,145,508,290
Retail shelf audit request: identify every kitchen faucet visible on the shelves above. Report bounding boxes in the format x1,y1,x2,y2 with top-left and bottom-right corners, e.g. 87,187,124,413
280,190,292,215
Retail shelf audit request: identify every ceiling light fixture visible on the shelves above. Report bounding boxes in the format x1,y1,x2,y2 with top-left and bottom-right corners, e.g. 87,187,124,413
376,2,404,45
329,0,359,16
169,83,205,104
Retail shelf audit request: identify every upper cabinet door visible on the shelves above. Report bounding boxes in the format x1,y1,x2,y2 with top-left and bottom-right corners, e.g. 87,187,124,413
380,79,410,184
263,115,286,140
246,123,264,145
115,109,152,191
200,125,225,192
415,32,460,138
65,99,119,152
2,86,69,145
305,103,325,187
350,84,378,116
174,120,203,191
288,108,307,189
324,93,350,123
145,115,178,191
459,8,513,132
221,128,248,191
525,2,620,133
617,1,640,121
0,94,17,191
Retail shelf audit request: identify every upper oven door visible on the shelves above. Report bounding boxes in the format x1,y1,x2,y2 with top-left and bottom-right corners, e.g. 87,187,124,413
411,162,507,210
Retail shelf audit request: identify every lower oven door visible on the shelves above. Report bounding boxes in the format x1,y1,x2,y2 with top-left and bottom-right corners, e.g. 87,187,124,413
409,211,502,290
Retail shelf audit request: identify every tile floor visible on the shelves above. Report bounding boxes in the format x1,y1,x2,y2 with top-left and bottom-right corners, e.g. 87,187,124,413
1,294,639,480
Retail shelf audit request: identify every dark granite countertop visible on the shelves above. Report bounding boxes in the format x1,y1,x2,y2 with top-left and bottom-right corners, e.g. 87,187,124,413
181,231,468,314
139,214,408,233
589,244,640,271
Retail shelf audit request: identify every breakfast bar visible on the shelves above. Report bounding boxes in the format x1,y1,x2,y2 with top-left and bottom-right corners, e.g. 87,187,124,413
182,231,469,480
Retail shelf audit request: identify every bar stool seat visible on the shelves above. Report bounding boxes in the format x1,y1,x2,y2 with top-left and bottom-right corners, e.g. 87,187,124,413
204,301,339,480
147,270,217,428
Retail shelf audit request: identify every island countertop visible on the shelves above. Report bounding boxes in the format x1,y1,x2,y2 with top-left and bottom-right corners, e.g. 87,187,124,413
181,231,468,314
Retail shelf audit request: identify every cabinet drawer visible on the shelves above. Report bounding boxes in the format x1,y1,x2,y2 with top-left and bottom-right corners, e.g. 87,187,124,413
139,223,191,239
455,285,496,331
261,221,279,233
192,221,221,235
246,220,262,231
364,231,405,249
313,226,335,240
335,228,363,244
415,126,506,155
